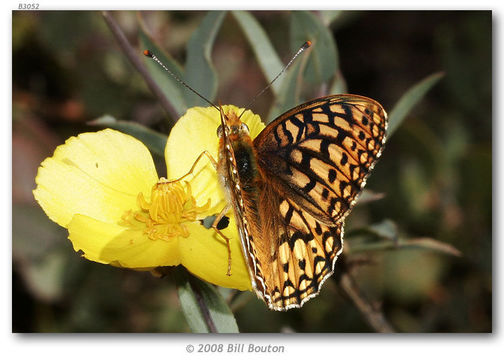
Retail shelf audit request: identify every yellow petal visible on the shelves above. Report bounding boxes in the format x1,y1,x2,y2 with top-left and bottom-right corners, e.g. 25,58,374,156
68,211,252,291
180,214,252,290
236,107,266,139
68,214,180,268
33,129,158,228
164,105,265,215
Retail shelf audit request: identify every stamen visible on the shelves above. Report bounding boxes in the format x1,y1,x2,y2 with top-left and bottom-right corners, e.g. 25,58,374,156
121,180,210,241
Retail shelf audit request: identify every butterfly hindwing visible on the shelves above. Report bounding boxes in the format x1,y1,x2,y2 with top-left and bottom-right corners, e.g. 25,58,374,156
256,183,344,310
253,95,388,224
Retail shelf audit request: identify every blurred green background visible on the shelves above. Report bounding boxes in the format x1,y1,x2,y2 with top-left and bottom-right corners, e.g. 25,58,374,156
12,10,491,332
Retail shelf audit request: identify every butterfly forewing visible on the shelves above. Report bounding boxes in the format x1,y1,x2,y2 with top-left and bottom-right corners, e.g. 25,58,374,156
254,95,388,225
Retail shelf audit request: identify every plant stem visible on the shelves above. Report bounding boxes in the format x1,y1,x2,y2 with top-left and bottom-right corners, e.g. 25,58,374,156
339,272,394,333
102,11,178,124
189,277,218,333
335,255,395,333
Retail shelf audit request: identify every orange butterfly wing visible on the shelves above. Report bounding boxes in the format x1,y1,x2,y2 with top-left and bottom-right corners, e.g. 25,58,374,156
248,94,388,310
254,94,388,224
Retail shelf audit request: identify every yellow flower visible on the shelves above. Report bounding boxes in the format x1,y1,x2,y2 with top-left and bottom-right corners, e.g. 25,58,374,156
33,105,265,291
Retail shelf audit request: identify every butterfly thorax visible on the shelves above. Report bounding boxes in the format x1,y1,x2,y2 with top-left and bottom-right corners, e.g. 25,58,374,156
217,111,259,192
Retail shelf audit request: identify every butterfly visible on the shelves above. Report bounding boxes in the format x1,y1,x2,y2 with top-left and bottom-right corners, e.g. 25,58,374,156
216,94,388,311
144,45,388,311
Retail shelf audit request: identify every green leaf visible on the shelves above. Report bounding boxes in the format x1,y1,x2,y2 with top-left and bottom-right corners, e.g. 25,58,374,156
319,10,343,27
387,72,444,137
290,11,338,85
347,219,461,257
356,189,386,205
347,218,398,243
184,11,226,107
88,115,167,157
367,219,399,240
349,237,462,257
173,268,239,333
330,68,348,94
138,24,188,117
13,204,69,302
232,10,284,96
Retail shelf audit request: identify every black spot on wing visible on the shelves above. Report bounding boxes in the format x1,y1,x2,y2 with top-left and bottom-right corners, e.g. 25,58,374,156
328,169,337,183
298,259,306,271
340,152,348,166
283,262,289,272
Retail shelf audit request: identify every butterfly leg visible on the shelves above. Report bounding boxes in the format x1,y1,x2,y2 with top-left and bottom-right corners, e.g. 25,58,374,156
171,151,234,276
174,151,233,276
211,203,233,276
171,150,218,182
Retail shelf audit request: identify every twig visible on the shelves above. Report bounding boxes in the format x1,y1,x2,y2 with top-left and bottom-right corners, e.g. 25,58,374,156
189,277,218,333
339,273,394,333
102,11,178,124
335,255,395,333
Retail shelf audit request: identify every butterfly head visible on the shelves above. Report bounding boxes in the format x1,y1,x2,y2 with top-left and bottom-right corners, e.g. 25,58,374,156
216,108,250,141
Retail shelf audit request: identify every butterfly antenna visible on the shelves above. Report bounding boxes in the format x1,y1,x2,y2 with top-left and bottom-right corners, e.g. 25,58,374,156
238,40,312,119
143,50,220,112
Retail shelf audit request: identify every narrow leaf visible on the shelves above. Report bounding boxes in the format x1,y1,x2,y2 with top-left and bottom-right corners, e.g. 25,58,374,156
173,268,239,333
138,24,188,117
349,237,462,257
184,11,226,107
267,61,304,122
330,69,348,94
319,10,343,27
290,11,339,85
174,269,210,333
232,10,284,96
406,237,462,257
387,72,444,137
356,189,386,205
88,115,167,156
367,219,399,240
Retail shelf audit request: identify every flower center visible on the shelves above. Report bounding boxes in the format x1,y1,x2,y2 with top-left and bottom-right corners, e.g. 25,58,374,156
121,179,210,241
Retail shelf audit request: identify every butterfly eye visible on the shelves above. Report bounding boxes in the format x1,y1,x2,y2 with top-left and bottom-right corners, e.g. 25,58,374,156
241,123,249,133
217,125,223,137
